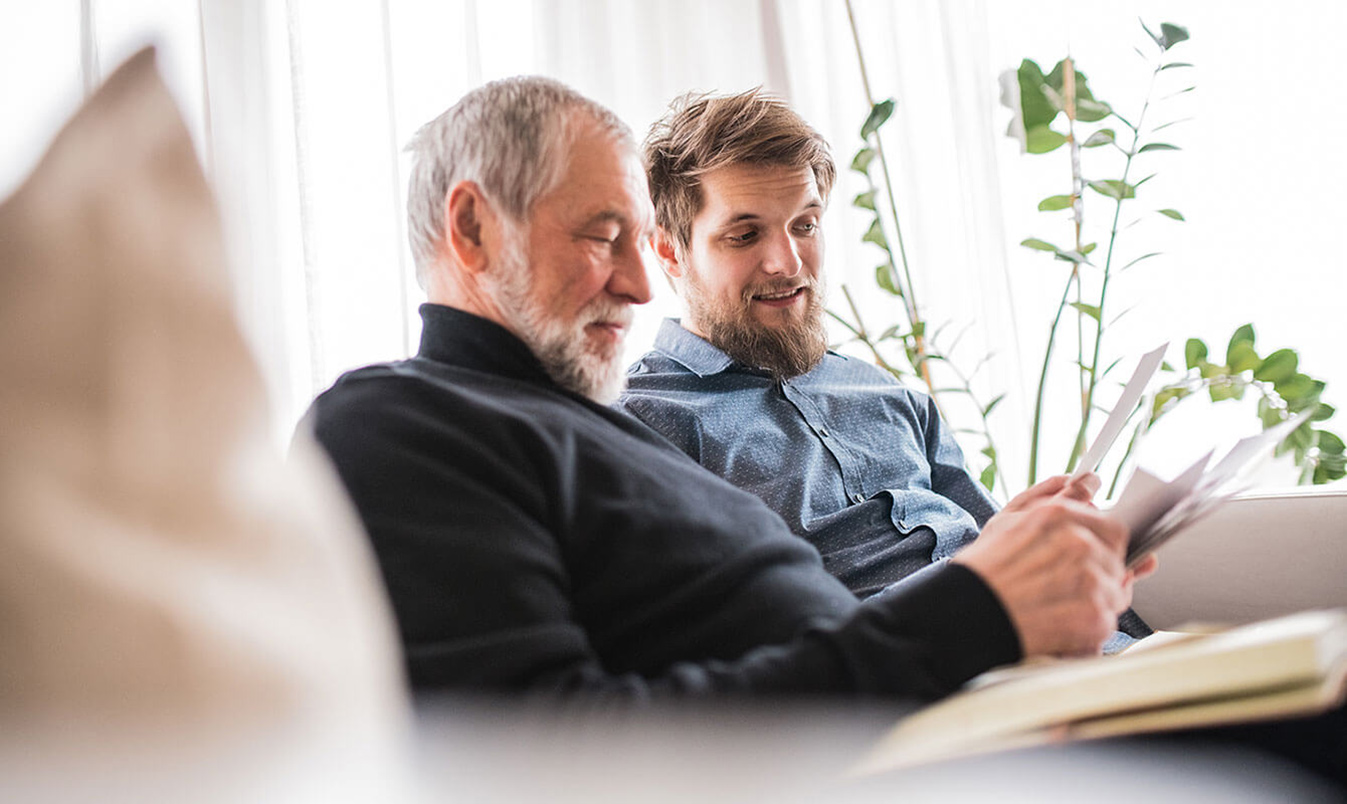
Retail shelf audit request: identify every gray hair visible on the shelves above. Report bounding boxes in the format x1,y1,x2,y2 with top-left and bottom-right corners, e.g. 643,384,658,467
405,75,633,284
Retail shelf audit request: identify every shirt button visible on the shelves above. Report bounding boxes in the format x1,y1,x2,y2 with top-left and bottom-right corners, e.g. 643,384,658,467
818,427,829,438
851,493,864,504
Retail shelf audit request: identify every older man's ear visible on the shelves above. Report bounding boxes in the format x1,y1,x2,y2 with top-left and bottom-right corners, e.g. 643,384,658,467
444,181,507,275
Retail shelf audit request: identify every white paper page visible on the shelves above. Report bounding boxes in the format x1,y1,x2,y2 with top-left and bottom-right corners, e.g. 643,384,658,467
1197,408,1317,495
1107,451,1211,561
1071,343,1169,482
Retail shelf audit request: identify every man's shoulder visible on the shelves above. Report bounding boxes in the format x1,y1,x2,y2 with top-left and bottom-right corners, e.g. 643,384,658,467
307,356,565,450
625,348,694,383
813,352,925,396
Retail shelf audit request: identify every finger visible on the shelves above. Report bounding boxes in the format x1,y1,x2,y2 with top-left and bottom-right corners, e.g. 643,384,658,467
1031,498,1131,555
1127,553,1160,582
1061,472,1101,502
1004,475,1070,512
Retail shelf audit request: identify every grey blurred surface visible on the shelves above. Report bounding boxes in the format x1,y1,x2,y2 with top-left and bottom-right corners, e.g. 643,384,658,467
1134,489,1347,629
414,698,1344,803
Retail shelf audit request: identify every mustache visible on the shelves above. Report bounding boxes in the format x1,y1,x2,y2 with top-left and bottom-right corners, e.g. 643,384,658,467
584,299,634,329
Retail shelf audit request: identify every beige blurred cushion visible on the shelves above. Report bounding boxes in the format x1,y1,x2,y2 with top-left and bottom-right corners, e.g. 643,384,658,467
0,45,409,771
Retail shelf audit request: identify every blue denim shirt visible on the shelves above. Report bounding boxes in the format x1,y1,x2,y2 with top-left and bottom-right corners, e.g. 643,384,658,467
618,319,997,599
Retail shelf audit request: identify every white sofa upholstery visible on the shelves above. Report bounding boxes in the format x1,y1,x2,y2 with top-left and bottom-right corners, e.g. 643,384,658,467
1133,488,1347,630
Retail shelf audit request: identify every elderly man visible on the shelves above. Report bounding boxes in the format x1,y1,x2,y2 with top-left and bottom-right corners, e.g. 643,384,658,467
618,89,1152,644
304,76,1136,700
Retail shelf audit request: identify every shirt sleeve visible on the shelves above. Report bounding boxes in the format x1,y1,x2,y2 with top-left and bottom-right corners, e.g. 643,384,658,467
308,379,1019,707
918,392,1000,528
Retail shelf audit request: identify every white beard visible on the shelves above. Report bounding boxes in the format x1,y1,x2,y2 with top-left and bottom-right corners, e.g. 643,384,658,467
487,228,631,404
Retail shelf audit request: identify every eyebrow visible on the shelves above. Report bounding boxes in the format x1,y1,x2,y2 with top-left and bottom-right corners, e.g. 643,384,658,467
719,201,824,226
579,209,654,241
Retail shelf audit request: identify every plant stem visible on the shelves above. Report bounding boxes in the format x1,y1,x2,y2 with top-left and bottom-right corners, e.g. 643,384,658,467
1069,63,1161,469
845,0,931,391
1064,57,1091,471
1028,268,1079,484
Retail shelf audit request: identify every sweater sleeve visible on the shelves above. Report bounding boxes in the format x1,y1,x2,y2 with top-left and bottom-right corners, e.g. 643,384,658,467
307,375,1020,707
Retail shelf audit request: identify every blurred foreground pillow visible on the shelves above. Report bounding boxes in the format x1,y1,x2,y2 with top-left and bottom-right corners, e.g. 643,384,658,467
0,48,411,797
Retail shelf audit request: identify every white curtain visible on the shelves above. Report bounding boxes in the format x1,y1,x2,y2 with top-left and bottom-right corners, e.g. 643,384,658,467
4,0,1343,491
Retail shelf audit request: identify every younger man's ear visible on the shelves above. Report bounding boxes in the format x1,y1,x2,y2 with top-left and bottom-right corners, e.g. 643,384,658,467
651,228,684,280
444,181,500,274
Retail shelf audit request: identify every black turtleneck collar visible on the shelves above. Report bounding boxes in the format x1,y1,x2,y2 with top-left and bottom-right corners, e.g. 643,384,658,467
416,303,556,389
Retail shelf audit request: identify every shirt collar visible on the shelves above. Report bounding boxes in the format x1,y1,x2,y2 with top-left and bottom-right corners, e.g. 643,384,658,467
416,303,555,387
650,318,738,377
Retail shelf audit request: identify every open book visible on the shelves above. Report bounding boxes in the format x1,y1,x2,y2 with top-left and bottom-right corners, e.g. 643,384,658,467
852,608,1347,774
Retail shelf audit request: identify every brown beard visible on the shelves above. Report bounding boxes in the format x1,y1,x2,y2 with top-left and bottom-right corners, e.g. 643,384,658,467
685,277,828,380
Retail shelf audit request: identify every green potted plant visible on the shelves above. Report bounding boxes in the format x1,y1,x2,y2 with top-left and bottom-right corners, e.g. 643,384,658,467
833,14,1344,496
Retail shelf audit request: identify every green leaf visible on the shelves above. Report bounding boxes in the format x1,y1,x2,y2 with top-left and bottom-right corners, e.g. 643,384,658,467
1153,117,1194,132
1161,360,1175,372
1254,349,1298,383
1152,386,1191,417
1259,398,1283,430
1159,62,1194,71
1139,143,1181,153
1076,99,1112,121
1275,373,1318,400
861,99,896,139
1228,342,1260,373
1069,302,1101,322
1082,129,1115,147
1198,360,1225,380
1140,19,1165,49
1055,250,1090,264
1288,382,1326,412
983,393,1006,416
1185,338,1208,369
1041,60,1113,122
1209,380,1244,402
1087,179,1136,200
1319,431,1346,455
1121,252,1163,270
1038,194,1074,211
852,190,877,211
1157,208,1186,221
1014,59,1059,133
1080,242,1098,255
862,219,889,249
875,263,900,296
980,464,996,493
1026,124,1068,154
1312,404,1336,422
851,148,876,173
1160,23,1191,50
1021,238,1060,252
1227,324,1256,354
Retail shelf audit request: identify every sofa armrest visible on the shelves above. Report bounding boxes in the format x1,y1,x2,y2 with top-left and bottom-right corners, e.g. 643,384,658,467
1132,488,1347,630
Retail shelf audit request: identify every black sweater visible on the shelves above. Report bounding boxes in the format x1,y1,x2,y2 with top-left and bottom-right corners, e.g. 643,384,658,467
305,304,1020,703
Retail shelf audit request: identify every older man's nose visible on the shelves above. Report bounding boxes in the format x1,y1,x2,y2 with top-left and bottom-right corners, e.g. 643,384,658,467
608,238,653,304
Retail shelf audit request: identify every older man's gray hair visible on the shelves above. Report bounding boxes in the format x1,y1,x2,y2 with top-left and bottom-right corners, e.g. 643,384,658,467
405,76,633,285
